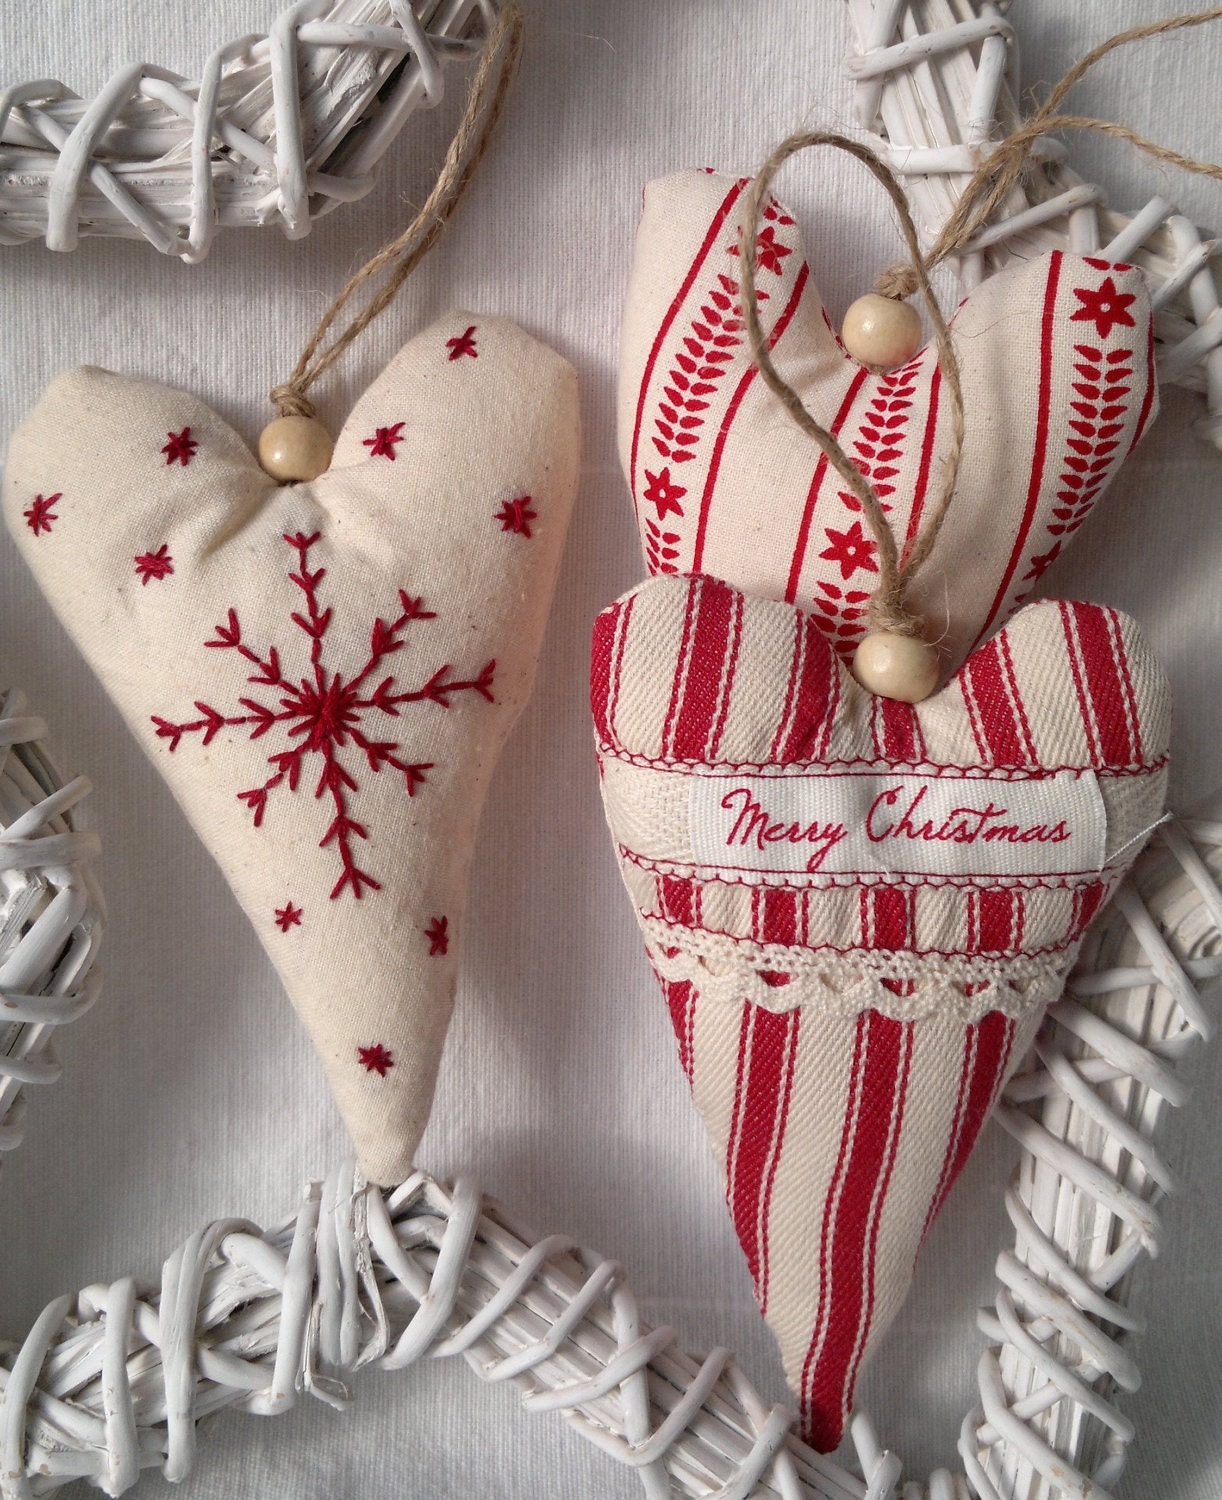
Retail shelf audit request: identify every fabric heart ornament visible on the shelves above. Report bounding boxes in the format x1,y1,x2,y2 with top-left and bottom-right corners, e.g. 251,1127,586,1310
4,313,579,1186
619,170,1157,671
591,572,1170,1450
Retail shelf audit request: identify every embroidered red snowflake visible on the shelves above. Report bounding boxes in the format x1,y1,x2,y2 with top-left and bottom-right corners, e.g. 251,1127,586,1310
23,492,60,535
446,326,479,360
151,531,496,900
274,902,303,931
363,422,406,460
819,521,879,580
358,1043,394,1077
643,467,686,520
1070,277,1137,340
728,223,792,276
162,428,198,466
134,544,174,585
494,496,537,537
425,916,449,956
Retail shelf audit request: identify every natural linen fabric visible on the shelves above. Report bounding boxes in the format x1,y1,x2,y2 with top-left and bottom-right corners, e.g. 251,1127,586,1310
618,170,1157,675
591,572,1170,1450
3,314,580,1187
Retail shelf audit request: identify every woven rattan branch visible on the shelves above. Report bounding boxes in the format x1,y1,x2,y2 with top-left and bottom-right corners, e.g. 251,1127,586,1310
844,0,1222,449
0,689,103,1167
1,810,1217,1500
0,0,499,260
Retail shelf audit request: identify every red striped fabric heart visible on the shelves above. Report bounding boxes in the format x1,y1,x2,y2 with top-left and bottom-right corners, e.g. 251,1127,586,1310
591,572,1169,1450
618,171,1157,673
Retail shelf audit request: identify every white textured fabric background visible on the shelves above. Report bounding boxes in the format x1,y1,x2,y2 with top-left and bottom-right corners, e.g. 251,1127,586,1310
0,3,1218,1497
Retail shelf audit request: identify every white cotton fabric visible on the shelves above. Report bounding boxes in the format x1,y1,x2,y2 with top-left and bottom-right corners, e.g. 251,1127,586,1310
0,3,1218,1497
3,315,580,1185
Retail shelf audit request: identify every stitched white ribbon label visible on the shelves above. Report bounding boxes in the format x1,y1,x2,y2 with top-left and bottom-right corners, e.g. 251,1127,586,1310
688,768,1107,879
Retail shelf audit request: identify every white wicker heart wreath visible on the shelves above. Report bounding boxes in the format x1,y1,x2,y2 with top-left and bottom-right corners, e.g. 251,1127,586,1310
0,0,498,261
1,5,1220,1499
1,696,1217,1500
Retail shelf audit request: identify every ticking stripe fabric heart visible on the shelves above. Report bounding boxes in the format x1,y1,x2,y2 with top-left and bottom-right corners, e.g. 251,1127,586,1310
4,314,579,1186
619,171,1157,674
591,573,1170,1451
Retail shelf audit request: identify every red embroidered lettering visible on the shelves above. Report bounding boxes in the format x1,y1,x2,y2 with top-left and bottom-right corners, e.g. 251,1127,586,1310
720,787,847,871
867,785,1074,849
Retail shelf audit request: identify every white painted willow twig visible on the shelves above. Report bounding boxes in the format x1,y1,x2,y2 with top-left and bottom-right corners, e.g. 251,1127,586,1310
0,0,498,260
0,688,103,1165
1,811,1216,1500
957,817,1220,1500
844,0,1222,447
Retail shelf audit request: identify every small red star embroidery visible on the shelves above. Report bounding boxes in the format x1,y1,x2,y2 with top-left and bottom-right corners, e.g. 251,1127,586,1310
133,544,174,585
494,496,537,538
728,223,792,276
643,467,686,520
358,1043,394,1077
446,326,479,360
425,916,449,956
23,492,60,535
363,422,406,460
161,427,198,466
819,521,879,581
274,902,303,932
1070,277,1137,341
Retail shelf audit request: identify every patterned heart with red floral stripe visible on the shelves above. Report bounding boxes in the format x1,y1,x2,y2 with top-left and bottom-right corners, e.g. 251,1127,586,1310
618,170,1157,674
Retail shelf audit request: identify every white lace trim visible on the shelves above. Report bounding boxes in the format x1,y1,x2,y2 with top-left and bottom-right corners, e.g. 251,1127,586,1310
641,918,1076,1022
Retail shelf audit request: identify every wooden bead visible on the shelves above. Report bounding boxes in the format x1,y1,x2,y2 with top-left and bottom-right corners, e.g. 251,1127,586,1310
257,415,333,482
841,293,923,369
852,631,940,704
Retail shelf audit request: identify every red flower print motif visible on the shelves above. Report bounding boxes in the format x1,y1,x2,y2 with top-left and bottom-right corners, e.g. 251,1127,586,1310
357,1043,394,1077
134,544,174,585
1070,277,1137,340
161,427,198,466
643,467,687,520
494,496,537,537
23,492,60,535
274,902,303,932
446,326,478,360
363,422,406,460
819,521,879,581
150,531,496,900
728,223,792,276
426,916,449,956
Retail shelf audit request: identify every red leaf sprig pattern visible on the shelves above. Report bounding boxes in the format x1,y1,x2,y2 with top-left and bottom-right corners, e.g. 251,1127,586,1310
1022,341,1135,589
813,362,918,655
642,196,797,575
150,531,496,900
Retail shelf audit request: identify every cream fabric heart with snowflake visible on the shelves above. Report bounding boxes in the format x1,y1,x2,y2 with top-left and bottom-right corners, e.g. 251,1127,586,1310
619,170,1157,672
592,572,1170,1451
4,314,579,1185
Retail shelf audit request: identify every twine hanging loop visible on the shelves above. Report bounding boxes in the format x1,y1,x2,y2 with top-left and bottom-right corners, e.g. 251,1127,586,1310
257,4,524,481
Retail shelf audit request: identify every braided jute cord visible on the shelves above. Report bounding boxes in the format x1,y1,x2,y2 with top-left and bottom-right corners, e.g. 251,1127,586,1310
270,3,523,421
741,136,962,640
